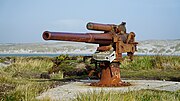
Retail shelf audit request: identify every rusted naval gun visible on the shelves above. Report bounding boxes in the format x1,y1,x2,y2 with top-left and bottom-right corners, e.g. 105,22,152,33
42,22,138,87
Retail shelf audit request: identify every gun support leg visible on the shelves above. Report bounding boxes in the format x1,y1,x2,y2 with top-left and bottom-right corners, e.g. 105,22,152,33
90,62,130,87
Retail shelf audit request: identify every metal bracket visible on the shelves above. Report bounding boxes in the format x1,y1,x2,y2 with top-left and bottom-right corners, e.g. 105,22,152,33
93,51,116,63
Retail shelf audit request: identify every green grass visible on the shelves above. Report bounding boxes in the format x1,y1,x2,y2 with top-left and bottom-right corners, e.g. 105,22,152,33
121,55,180,70
0,56,83,101
0,57,62,101
0,55,180,101
2,82,52,101
75,55,180,101
75,90,180,101
120,55,180,81
2,57,53,79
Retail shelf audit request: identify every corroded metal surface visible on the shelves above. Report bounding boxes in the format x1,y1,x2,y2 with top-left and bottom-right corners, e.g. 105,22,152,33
42,22,138,87
87,22,116,32
86,22,127,34
90,62,130,87
43,31,113,45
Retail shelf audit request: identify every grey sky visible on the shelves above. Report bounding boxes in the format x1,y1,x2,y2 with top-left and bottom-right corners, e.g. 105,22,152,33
0,0,180,43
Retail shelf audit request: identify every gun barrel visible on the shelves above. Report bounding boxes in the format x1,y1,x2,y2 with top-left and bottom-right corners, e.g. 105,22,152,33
43,31,113,45
86,22,116,32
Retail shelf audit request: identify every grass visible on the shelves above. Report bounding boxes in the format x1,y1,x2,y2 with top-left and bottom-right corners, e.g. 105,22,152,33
0,57,63,101
120,55,180,81
121,55,180,70
75,89,180,101
75,55,180,101
2,57,53,79
0,55,180,100
2,82,52,101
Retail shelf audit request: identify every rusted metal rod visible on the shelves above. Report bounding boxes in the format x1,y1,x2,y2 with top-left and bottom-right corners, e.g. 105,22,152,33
86,22,116,32
43,31,113,45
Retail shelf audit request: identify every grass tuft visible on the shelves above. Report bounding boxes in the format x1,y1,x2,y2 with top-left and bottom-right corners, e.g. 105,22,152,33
75,90,180,101
121,55,180,81
0,57,60,100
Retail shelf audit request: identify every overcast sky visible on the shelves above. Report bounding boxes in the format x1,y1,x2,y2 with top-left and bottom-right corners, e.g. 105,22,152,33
0,0,180,43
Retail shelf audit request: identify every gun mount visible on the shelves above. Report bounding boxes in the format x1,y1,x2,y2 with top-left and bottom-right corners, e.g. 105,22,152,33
42,22,138,87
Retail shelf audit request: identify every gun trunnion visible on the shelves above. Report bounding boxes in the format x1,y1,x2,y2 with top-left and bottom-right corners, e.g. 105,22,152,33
42,22,138,87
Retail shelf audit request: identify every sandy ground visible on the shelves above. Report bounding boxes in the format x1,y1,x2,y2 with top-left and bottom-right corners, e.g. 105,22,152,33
36,80,180,101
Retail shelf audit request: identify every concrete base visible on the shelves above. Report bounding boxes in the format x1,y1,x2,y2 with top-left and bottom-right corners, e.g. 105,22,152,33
37,80,180,101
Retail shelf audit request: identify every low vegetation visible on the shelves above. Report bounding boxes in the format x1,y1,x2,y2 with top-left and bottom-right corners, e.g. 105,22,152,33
0,55,180,100
121,55,180,81
75,55,180,101
75,89,180,101
0,57,62,101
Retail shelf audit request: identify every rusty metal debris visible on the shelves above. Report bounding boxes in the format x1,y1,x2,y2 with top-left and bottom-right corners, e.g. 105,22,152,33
42,22,138,87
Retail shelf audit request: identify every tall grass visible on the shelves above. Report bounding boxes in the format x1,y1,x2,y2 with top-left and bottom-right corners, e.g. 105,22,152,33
121,55,180,70
0,57,61,101
2,57,53,79
75,90,180,101
0,56,180,100
120,55,180,81
3,82,51,101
